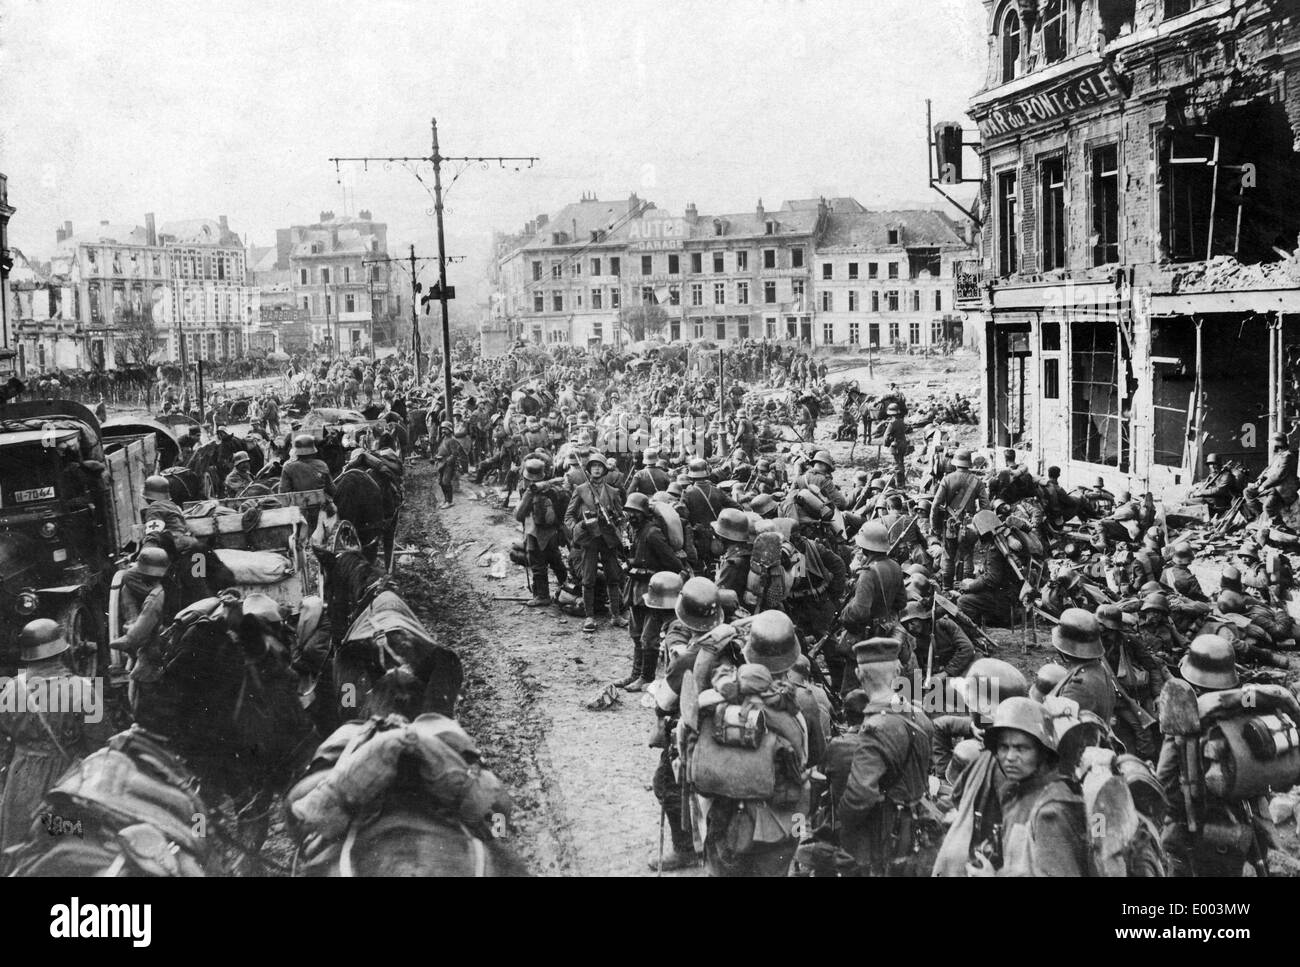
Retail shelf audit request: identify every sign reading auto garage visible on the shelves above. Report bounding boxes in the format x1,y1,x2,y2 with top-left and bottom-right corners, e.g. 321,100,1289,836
976,66,1124,139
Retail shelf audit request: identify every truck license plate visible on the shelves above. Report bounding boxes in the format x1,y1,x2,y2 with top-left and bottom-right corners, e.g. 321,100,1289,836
15,486,55,503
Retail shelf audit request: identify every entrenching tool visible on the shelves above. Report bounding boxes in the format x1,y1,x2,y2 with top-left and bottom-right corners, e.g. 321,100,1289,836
1158,677,1202,834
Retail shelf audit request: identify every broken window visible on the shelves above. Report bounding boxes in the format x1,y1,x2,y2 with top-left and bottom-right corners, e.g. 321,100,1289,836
1001,7,1021,83
1071,320,1129,470
1163,0,1202,18
907,248,941,279
997,170,1019,276
1041,157,1066,271
1158,130,1216,262
1150,317,1196,468
1041,0,1069,64
1092,144,1120,266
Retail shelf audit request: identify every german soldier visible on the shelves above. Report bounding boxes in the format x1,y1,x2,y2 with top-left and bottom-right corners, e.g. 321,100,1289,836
824,636,935,876
928,448,987,591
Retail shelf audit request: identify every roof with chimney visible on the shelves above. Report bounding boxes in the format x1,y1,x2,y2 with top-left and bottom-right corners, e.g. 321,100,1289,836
782,197,866,214
818,209,968,250
59,223,151,250
515,194,646,250
159,218,241,247
686,200,821,240
289,227,380,258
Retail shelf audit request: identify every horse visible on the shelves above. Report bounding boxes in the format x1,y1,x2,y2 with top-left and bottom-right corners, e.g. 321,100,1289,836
287,670,526,878
332,467,386,565
314,548,462,720
131,595,319,870
11,597,317,877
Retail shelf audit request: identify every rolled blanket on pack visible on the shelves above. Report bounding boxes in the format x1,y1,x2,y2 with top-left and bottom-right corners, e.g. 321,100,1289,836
212,548,294,584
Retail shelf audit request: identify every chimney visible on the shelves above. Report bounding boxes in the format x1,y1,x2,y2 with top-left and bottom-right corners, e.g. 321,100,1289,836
755,199,765,219
101,220,110,227
628,192,640,214
145,213,157,246
359,209,372,220
275,228,292,269
536,213,549,229
218,214,229,238
685,202,698,223
56,225,68,245
572,218,578,241
64,220,73,239
320,210,334,223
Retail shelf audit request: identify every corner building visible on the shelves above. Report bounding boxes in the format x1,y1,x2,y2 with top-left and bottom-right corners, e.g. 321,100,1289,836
968,0,1300,496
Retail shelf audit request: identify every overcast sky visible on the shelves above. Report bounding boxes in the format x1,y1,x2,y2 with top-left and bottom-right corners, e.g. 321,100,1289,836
0,0,986,298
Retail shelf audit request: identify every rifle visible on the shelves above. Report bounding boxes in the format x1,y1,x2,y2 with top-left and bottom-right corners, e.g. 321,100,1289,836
933,592,996,655
592,494,631,554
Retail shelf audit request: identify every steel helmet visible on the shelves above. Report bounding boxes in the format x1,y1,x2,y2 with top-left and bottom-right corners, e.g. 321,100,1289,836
643,571,684,610
1220,565,1242,592
241,592,283,625
1171,541,1194,563
687,457,711,480
1216,590,1245,614
1140,593,1169,614
1096,604,1125,631
854,521,890,552
293,433,318,455
523,458,547,482
1237,541,1259,561
951,449,973,469
643,446,660,462
899,600,930,625
984,696,1058,756
667,481,685,498
963,657,1029,716
1205,453,1220,465
1030,662,1069,703
749,493,777,517
811,450,835,472
1180,634,1238,690
886,402,901,415
716,589,741,621
19,618,70,662
743,610,800,675
585,451,607,472
134,546,170,578
623,492,652,516
439,421,454,433
1052,608,1103,660
232,451,250,466
711,508,752,544
675,577,721,632
143,475,171,502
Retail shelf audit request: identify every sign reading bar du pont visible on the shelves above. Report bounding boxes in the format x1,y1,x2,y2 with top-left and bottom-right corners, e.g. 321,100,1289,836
977,65,1124,140
628,211,686,251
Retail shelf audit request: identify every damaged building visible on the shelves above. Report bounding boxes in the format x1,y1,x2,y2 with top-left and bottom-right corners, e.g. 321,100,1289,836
961,0,1300,496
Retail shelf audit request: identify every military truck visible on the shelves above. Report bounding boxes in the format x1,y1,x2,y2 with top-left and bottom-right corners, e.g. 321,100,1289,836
0,399,157,675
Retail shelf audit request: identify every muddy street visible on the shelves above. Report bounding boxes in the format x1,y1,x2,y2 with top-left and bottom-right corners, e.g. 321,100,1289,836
392,461,688,876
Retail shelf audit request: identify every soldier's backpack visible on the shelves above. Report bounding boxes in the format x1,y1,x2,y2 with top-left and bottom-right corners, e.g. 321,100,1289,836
745,531,791,612
1076,746,1168,877
651,501,685,552
687,662,808,806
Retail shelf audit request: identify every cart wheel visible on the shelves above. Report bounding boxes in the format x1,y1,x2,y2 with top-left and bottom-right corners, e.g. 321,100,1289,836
59,600,102,679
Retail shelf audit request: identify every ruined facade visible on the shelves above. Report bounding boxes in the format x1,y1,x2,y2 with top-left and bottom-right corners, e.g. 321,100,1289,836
966,0,1300,496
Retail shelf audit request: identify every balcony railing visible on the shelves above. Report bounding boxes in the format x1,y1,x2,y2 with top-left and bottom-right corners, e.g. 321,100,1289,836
954,266,984,305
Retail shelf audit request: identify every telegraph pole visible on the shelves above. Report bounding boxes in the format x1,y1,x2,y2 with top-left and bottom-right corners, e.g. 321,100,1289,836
363,250,464,384
330,118,538,422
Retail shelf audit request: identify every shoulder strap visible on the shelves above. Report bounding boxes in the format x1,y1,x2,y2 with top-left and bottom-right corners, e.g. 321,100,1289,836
952,473,981,517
